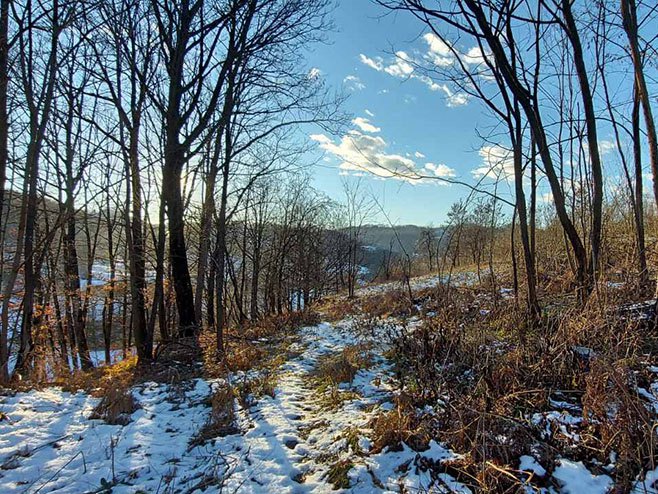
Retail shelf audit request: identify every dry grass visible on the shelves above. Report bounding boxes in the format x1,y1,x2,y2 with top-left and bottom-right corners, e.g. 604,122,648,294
325,459,354,489
190,386,238,447
309,344,372,410
241,310,321,340
360,289,416,319
200,310,320,378
89,385,138,425
370,394,433,453
235,372,277,408
313,344,372,386
581,358,657,490
56,355,139,395
380,280,658,492
314,296,361,321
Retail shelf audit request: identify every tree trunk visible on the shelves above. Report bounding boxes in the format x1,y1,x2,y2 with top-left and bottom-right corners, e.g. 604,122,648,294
463,0,589,296
214,161,229,355
0,0,10,383
162,151,197,335
127,129,150,362
621,0,658,208
561,0,604,285
631,82,648,285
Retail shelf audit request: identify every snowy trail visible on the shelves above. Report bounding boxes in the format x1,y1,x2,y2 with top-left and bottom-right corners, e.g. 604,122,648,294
218,321,466,493
2,316,645,493
0,319,467,493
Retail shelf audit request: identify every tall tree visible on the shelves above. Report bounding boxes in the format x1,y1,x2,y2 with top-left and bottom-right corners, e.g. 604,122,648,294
0,0,11,382
150,0,239,336
14,0,71,373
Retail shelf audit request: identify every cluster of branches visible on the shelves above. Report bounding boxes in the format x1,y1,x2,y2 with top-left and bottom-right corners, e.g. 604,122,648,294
378,0,658,319
0,0,347,382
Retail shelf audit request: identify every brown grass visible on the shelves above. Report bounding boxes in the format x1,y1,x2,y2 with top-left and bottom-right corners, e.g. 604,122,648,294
582,358,657,490
200,310,320,378
235,372,277,408
370,394,433,453
325,459,354,489
89,385,138,425
190,386,238,447
381,280,658,491
313,344,372,386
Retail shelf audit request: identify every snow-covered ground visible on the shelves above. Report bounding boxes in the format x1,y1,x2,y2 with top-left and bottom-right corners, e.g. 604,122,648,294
1,280,658,492
355,271,481,298
0,320,469,493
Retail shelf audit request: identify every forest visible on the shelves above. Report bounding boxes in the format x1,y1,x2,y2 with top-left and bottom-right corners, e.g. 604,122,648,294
1,0,658,493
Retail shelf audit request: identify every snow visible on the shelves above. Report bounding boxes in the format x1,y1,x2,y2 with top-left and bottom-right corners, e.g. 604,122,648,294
0,380,216,493
519,455,546,477
634,467,658,494
0,319,470,493
2,273,657,493
552,459,613,494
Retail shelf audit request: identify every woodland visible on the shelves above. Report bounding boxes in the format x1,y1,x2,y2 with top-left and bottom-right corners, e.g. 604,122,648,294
0,0,658,493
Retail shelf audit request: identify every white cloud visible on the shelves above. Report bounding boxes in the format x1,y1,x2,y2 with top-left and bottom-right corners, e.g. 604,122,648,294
472,145,515,181
308,67,322,79
311,122,456,185
360,51,414,79
423,33,452,57
416,74,445,92
425,162,456,178
311,131,418,180
461,46,488,66
384,51,415,78
445,90,468,107
416,76,468,106
365,109,375,117
359,54,384,71
343,75,365,91
423,33,454,67
598,139,616,155
361,49,468,107
352,117,381,133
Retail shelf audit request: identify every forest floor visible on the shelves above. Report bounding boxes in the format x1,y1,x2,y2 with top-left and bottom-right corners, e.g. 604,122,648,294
0,275,657,493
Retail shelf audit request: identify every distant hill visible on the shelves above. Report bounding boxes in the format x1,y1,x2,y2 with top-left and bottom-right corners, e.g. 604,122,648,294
1,188,123,266
357,224,444,281
360,224,443,255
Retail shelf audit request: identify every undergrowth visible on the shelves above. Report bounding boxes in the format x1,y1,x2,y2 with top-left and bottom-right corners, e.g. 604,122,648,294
359,280,658,493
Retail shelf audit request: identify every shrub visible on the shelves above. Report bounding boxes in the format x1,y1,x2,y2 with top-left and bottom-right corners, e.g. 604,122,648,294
90,386,138,425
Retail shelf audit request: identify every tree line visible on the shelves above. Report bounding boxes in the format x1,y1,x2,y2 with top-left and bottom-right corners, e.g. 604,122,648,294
374,0,658,320
0,0,358,382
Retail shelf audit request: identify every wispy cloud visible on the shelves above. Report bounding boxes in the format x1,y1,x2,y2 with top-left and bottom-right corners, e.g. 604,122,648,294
359,47,469,107
472,145,515,181
311,119,455,183
352,117,381,133
425,162,456,178
343,75,365,91
359,53,384,71
308,67,322,79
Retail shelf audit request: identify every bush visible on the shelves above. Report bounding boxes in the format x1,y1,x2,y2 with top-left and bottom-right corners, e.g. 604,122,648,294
90,386,138,425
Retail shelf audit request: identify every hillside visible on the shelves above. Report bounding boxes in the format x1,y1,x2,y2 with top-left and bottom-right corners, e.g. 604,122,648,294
1,274,656,493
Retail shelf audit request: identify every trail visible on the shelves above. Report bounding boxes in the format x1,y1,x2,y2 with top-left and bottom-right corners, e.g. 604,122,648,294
0,318,467,493
2,306,642,493
219,320,465,493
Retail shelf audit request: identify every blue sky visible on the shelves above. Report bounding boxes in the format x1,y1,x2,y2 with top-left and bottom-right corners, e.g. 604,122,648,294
303,1,507,226
302,1,642,227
